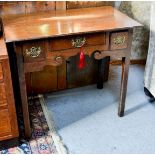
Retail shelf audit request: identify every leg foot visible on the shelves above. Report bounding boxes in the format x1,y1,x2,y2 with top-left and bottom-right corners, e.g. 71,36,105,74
118,57,130,117
118,111,124,117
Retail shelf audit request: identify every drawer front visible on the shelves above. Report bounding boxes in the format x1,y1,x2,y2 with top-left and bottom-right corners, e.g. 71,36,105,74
110,31,128,50
0,109,12,135
50,32,108,51
0,63,3,81
22,40,46,63
0,83,7,107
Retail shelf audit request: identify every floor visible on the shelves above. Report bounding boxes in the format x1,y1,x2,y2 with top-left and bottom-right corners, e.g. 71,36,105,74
44,65,155,154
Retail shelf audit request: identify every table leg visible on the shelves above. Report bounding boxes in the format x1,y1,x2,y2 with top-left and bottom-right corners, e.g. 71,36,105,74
16,53,31,138
118,57,130,117
97,56,110,89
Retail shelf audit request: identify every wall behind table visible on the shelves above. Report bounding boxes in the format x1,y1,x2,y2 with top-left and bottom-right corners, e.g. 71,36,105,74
144,2,155,97
118,1,151,60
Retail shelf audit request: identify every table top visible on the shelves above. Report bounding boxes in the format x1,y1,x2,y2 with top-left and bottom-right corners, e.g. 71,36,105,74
2,6,142,43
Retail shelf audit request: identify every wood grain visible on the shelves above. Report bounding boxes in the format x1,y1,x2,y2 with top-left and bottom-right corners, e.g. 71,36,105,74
26,66,58,95
67,1,114,9
57,62,67,90
118,29,133,116
0,63,3,81
56,1,66,10
0,109,12,136
0,83,7,108
67,54,98,88
0,1,55,15
15,44,31,138
50,32,107,51
2,6,141,43
0,37,19,141
25,1,55,14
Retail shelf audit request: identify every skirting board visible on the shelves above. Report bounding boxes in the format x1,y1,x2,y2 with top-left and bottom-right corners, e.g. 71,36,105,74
110,59,146,65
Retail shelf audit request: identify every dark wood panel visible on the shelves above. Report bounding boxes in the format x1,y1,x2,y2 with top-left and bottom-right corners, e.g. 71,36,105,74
57,62,67,90
110,59,146,65
26,65,58,95
67,54,98,88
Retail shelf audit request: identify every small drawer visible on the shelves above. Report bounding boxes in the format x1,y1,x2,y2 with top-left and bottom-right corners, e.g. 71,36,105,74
22,40,46,63
0,63,3,81
50,32,108,51
0,83,7,107
0,109,12,135
110,31,128,50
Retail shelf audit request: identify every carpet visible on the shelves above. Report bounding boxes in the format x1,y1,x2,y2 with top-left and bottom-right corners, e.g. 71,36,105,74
0,96,67,154
43,65,155,153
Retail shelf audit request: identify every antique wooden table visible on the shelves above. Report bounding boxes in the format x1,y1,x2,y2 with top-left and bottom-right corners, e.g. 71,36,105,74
2,6,141,138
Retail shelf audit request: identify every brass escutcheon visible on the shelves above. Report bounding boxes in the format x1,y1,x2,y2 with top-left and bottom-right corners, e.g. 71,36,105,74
114,36,125,45
25,47,41,58
72,37,86,48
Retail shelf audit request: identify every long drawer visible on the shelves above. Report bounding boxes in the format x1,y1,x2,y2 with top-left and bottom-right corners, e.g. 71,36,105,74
50,32,108,51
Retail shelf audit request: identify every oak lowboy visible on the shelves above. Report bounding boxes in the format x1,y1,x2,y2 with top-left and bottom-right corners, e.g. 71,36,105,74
2,6,141,138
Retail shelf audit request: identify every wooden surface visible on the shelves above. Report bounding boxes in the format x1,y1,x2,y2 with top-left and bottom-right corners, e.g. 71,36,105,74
67,55,98,88
2,6,141,43
56,1,66,10
0,37,8,59
67,1,114,9
0,37,19,141
0,1,55,15
26,66,58,95
0,63,3,81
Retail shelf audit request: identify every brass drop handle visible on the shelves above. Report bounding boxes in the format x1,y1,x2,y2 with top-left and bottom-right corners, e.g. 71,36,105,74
71,37,86,48
25,47,41,58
